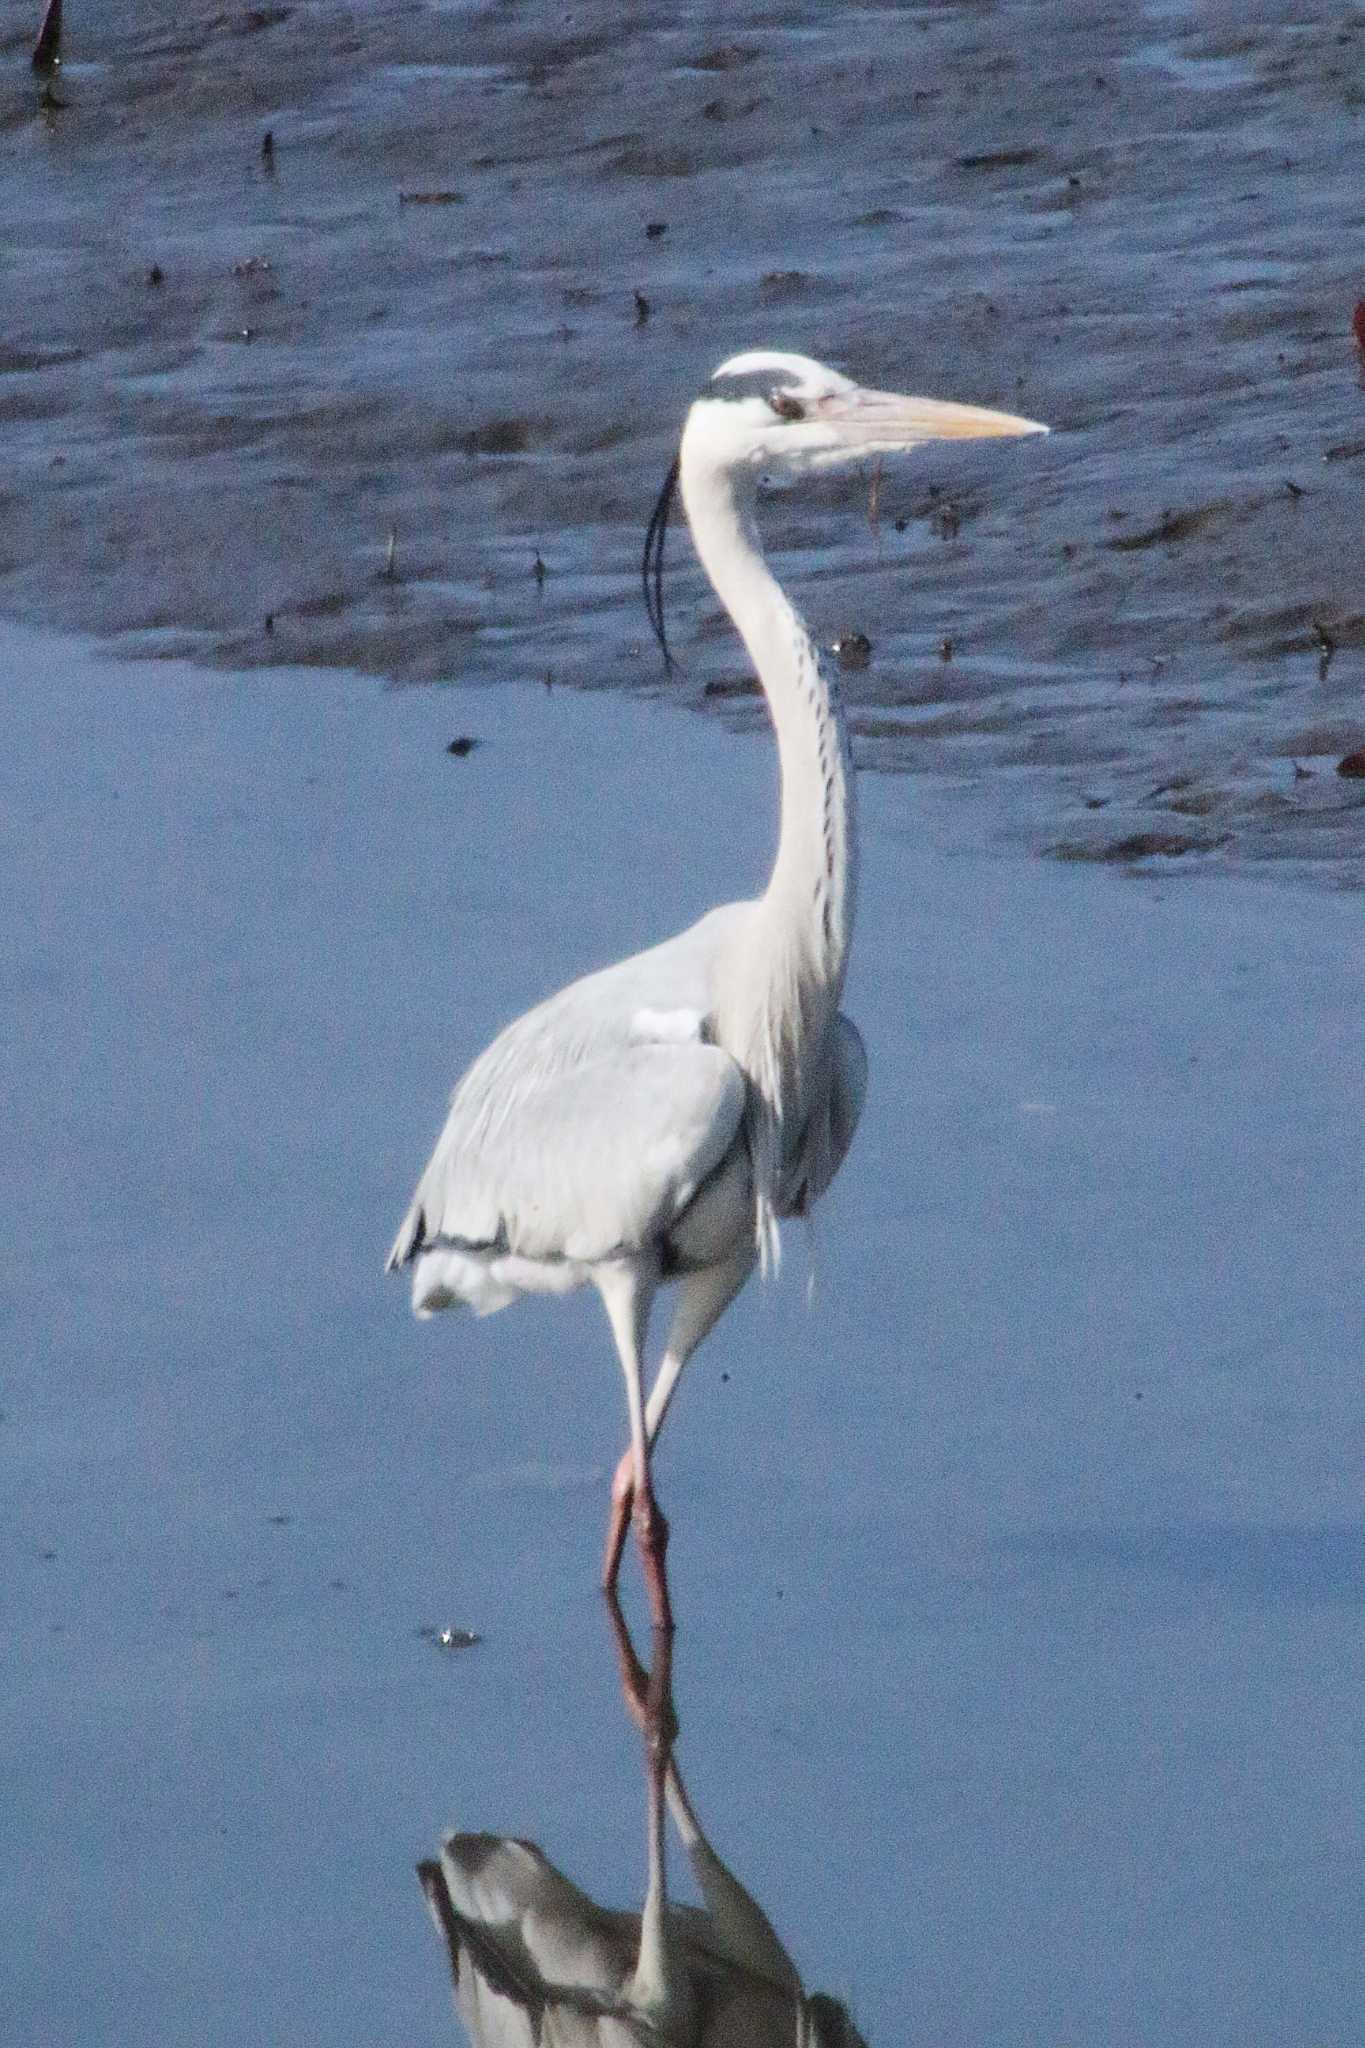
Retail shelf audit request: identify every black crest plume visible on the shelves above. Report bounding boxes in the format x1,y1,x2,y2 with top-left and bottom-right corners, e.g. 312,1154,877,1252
641,454,681,674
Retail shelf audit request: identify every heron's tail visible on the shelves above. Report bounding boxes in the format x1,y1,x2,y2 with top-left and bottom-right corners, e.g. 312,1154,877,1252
386,1200,425,1273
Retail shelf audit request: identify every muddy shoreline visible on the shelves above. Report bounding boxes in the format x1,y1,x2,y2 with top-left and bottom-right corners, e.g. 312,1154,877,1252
3,0,1364,883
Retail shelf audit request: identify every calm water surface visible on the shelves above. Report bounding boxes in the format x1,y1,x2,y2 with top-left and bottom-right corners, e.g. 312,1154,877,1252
5,626,1363,2046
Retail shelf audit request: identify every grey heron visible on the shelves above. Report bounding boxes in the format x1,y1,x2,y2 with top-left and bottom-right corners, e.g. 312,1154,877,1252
388,350,1046,1627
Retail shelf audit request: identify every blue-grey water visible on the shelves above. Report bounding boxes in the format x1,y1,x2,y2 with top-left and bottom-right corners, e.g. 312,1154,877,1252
5,625,1363,2045
3,2,1365,2043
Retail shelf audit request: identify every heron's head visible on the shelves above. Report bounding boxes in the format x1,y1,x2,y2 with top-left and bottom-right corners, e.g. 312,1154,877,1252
680,348,1048,481
643,349,1047,668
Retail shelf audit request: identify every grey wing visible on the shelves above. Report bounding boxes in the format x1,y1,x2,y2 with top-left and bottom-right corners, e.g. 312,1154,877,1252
393,1041,745,1267
388,908,753,1271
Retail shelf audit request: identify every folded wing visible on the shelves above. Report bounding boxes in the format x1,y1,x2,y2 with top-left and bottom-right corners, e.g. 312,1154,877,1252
388,909,753,1291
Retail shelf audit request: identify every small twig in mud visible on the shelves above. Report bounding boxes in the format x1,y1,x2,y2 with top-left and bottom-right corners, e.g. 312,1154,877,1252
866,456,883,533
378,529,398,582
1312,619,1335,681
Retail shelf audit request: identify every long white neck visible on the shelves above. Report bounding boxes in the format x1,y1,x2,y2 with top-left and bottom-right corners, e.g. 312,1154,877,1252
679,443,858,1258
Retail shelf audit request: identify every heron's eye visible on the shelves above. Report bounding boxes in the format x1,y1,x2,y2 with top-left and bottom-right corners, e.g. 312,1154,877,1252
770,392,806,422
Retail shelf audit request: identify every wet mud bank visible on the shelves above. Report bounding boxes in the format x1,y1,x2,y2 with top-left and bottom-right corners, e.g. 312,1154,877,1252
3,0,1364,883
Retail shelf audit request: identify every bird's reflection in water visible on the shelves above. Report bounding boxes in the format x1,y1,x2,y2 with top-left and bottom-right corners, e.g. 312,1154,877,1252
419,1593,868,2046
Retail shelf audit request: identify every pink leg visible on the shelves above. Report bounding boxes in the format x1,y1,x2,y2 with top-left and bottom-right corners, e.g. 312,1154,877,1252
633,1478,673,1635
600,1255,753,1602
594,1258,678,1634
605,1582,679,1752
603,1445,672,1632
602,1445,635,1595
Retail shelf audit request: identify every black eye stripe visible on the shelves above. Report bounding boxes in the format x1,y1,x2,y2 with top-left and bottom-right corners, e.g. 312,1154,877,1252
700,367,809,412
700,367,776,403
698,370,809,419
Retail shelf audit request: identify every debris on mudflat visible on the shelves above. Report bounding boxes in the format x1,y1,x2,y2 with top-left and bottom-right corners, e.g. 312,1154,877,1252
418,1624,482,1651
956,147,1040,170
1312,620,1335,680
830,630,872,671
1335,749,1365,779
759,269,807,303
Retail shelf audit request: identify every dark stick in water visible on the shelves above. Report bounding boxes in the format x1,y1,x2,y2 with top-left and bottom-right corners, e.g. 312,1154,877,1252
32,0,62,75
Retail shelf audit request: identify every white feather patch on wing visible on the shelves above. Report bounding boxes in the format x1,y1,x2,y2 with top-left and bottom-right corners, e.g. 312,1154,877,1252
630,1006,706,1044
